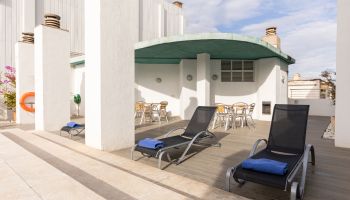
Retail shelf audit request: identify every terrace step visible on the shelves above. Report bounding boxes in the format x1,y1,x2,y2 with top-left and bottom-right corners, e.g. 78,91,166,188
1,129,248,200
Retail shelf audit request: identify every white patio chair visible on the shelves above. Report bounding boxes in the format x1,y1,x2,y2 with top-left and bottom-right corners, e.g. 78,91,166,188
158,101,169,124
231,102,248,129
211,103,230,129
245,103,256,129
135,101,145,125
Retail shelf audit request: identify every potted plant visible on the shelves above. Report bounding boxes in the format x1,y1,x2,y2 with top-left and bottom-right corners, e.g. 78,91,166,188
74,94,81,116
0,66,16,121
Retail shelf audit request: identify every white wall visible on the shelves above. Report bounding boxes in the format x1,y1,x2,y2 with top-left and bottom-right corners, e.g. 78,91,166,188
335,0,350,148
255,58,285,120
135,63,180,116
210,60,258,114
179,59,197,119
289,99,335,116
0,0,21,71
70,64,85,116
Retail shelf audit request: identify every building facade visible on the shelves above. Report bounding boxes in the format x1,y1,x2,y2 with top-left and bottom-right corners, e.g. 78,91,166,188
0,0,184,69
288,74,330,99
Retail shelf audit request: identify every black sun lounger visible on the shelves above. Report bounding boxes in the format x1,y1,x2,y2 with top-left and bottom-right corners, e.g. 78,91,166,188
131,106,220,169
225,104,315,200
60,124,85,138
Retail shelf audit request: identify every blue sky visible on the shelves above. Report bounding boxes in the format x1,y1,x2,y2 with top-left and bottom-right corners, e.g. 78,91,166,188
169,0,337,79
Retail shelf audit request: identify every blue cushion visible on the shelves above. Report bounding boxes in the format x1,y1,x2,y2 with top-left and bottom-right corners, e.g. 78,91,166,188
67,122,78,128
242,158,288,175
138,138,164,149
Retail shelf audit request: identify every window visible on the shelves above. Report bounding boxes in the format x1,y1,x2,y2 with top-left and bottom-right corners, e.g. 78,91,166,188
221,60,255,82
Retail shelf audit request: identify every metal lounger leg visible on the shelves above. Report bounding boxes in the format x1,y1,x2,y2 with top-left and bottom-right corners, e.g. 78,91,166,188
158,151,164,169
290,144,315,200
225,166,235,191
176,143,192,165
291,182,299,200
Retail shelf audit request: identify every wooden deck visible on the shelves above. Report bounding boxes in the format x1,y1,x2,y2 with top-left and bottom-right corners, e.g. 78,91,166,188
114,116,350,200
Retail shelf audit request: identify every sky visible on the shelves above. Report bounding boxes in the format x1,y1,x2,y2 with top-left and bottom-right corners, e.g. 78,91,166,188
169,0,337,79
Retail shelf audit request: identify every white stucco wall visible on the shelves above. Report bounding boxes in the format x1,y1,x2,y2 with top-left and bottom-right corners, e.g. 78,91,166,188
15,42,35,124
289,99,335,116
71,57,288,121
255,58,284,120
179,59,197,120
85,0,138,151
70,64,85,116
34,25,70,131
135,63,180,116
335,0,350,148
210,60,258,117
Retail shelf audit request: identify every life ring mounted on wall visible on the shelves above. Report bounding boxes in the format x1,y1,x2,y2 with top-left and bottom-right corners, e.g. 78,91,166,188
20,92,35,112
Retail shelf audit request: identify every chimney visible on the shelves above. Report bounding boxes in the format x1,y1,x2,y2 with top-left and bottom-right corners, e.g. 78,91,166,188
173,1,183,8
262,27,281,49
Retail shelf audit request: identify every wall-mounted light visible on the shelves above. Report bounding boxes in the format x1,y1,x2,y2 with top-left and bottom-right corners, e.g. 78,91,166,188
212,74,218,81
281,76,285,84
156,78,162,83
186,74,193,81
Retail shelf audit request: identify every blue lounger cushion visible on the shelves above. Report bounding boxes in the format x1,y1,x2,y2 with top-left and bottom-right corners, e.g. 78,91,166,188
242,158,288,175
67,122,79,128
138,138,165,149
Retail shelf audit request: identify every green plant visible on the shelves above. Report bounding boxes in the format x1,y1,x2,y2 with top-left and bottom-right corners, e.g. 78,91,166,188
74,94,81,116
4,91,16,109
320,70,336,105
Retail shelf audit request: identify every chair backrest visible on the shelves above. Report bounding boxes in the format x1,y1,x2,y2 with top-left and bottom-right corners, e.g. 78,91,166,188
135,101,144,112
160,101,168,110
182,106,217,138
267,104,309,155
233,102,248,115
215,103,226,113
248,103,255,115
143,103,152,112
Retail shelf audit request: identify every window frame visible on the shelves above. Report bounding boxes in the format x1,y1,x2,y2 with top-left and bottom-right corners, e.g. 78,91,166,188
220,60,255,82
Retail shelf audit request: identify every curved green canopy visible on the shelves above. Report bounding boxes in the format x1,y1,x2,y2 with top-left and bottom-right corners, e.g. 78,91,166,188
135,33,295,64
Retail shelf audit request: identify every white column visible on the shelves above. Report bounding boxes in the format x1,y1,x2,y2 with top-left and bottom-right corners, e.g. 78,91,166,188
15,42,35,124
179,59,197,120
335,0,350,148
34,25,70,131
196,53,211,106
85,0,138,151
158,4,164,38
22,0,35,33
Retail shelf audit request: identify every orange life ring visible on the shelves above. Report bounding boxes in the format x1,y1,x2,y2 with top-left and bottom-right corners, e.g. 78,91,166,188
20,92,35,112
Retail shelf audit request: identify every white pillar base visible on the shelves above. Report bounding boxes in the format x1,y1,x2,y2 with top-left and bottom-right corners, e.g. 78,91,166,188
15,42,35,124
34,25,70,131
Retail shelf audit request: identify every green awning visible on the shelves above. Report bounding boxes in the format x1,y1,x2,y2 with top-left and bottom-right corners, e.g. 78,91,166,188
135,33,295,64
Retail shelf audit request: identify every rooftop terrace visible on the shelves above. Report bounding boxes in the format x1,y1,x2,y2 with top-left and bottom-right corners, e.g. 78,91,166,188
114,116,350,200
2,116,349,200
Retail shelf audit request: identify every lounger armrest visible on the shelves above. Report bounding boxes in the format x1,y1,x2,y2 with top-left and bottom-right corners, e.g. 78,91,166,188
162,127,186,138
249,139,268,157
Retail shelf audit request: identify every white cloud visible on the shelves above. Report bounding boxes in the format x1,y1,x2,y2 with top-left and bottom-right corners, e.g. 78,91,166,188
175,0,265,33
238,1,337,78
168,0,337,78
